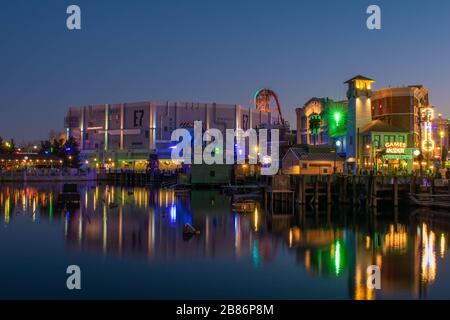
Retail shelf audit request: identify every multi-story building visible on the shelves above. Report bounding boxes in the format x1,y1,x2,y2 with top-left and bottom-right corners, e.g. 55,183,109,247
371,85,429,148
293,77,448,174
296,98,348,154
65,101,279,169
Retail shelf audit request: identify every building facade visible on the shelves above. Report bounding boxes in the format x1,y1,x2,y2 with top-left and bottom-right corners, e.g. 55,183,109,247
66,101,279,169
296,98,348,154
371,86,429,148
295,76,448,174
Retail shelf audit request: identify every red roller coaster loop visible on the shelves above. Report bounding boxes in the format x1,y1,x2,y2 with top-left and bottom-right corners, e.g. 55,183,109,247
253,88,285,125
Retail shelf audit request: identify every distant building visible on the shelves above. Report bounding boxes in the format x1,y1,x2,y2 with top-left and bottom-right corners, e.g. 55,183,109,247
371,85,429,148
296,98,348,153
65,101,279,170
282,145,345,175
295,76,447,174
358,120,413,173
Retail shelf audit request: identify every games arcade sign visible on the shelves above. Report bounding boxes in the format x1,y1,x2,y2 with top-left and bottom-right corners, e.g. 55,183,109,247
385,142,406,155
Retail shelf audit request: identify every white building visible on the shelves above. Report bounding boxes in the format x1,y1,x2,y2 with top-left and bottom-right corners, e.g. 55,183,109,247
65,101,279,169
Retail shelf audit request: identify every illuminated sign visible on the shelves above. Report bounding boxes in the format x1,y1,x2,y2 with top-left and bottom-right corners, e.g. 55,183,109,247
385,142,406,154
421,107,435,152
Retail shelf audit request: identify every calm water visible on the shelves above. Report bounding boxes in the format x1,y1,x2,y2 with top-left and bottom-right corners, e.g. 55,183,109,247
1,183,450,300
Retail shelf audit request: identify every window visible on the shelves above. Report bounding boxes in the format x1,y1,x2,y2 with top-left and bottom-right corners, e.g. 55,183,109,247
302,163,308,169
374,135,381,148
398,136,405,143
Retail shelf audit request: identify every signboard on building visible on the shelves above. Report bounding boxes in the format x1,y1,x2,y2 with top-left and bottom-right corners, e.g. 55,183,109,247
385,142,406,155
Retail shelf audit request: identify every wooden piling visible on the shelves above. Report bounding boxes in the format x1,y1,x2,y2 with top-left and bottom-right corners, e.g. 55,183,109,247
372,176,378,209
327,175,332,204
393,176,399,207
314,176,319,206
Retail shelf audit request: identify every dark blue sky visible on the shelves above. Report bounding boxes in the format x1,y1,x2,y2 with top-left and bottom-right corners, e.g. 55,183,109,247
1,0,450,142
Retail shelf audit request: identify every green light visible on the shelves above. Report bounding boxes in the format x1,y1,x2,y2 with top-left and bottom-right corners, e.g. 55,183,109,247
335,240,341,275
334,112,341,127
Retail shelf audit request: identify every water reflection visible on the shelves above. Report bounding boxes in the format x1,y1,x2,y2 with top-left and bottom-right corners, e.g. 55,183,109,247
1,183,450,299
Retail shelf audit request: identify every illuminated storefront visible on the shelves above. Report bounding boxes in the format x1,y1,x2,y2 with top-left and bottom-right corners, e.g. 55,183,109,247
359,120,415,173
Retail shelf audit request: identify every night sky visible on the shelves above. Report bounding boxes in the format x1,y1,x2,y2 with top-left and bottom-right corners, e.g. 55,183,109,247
1,0,450,142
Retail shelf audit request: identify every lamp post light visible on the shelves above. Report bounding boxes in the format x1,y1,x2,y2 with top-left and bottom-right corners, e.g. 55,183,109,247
440,130,445,169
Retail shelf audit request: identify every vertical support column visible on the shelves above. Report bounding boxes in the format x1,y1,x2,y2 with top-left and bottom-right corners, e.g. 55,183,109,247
372,176,378,209
393,176,399,207
149,102,156,150
104,104,109,151
80,107,85,150
343,176,348,203
120,104,124,150
314,176,319,206
327,175,332,204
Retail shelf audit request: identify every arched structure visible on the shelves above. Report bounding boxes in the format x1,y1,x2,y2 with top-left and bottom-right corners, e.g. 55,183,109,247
253,88,285,125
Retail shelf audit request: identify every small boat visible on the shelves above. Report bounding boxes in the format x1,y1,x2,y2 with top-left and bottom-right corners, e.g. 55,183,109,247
57,184,80,205
173,184,191,194
223,185,262,200
232,199,257,214
409,193,450,209
183,223,200,235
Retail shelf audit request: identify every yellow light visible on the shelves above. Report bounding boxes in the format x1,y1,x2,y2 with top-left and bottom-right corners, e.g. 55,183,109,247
33,145,38,150
365,144,370,149
439,131,445,138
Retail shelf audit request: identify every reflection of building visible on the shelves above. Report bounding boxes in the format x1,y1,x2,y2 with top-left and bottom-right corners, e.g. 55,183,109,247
66,102,278,169
64,188,278,265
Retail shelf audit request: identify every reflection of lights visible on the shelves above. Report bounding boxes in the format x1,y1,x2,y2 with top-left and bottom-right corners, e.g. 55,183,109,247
252,240,261,268
384,224,407,253
440,233,446,259
103,204,107,254
334,240,342,276
254,206,259,232
421,224,436,284
169,204,177,224
365,236,371,250
289,229,293,248
4,196,10,224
